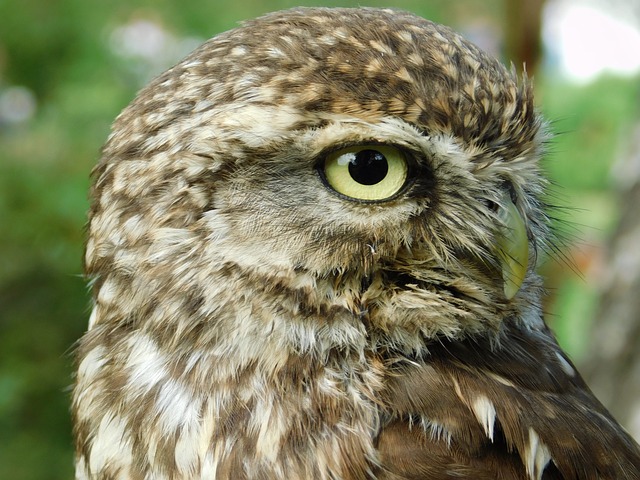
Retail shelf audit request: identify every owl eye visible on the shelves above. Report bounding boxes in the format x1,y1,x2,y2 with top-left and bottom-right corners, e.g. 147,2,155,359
321,145,409,201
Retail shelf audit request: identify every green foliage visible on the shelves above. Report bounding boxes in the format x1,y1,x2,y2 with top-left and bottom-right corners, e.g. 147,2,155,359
0,0,637,478
540,75,640,191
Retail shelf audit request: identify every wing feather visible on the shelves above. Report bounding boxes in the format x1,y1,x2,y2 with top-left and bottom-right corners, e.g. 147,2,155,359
376,323,640,479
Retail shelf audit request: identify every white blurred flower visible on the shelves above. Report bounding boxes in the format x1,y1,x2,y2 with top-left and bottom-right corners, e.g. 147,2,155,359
110,19,170,60
109,17,202,84
0,86,36,125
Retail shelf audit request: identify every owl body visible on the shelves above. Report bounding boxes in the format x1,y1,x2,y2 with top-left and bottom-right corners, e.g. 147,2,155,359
74,8,640,479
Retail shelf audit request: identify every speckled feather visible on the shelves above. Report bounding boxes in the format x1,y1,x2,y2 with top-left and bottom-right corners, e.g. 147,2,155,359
74,7,640,480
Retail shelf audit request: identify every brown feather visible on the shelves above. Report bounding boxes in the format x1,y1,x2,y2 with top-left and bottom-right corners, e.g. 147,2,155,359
377,323,640,478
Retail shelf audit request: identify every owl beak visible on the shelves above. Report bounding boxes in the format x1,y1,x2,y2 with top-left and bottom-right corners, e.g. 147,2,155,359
496,198,528,300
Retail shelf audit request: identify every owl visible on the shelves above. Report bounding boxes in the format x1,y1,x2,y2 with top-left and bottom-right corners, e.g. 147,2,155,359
73,7,640,480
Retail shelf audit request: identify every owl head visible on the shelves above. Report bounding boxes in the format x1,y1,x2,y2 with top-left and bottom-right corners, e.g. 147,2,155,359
86,8,548,352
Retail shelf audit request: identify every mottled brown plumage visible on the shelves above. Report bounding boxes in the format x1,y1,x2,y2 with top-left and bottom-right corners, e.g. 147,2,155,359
73,7,640,479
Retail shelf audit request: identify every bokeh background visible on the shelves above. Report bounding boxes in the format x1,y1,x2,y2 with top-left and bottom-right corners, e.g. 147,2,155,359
1,0,639,478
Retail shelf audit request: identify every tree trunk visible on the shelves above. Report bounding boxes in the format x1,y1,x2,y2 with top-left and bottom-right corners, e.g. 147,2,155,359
581,121,640,441
504,0,545,74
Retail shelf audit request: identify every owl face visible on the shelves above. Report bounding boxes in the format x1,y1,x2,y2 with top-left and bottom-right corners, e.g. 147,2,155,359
88,8,545,344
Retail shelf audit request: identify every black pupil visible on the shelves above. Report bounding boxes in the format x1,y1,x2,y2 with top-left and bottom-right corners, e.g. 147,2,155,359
348,150,388,185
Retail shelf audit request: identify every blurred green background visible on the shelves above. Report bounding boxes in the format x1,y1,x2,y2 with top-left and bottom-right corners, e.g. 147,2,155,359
1,0,638,478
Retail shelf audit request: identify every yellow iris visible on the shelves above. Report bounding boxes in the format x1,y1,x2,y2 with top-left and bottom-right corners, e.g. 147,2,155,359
323,145,408,201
